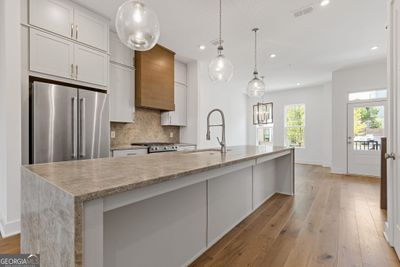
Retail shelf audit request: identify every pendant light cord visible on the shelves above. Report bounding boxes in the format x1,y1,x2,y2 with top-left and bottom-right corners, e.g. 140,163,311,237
218,0,223,52
253,28,259,76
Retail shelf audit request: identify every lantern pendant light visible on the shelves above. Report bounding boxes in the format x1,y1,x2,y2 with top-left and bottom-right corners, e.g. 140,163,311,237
115,0,160,51
208,0,234,82
247,28,266,97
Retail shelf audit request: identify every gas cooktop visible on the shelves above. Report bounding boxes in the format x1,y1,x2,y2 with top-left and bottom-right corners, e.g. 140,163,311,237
131,143,178,153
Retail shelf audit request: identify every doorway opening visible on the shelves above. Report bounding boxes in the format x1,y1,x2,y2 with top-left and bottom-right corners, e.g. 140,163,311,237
347,90,387,176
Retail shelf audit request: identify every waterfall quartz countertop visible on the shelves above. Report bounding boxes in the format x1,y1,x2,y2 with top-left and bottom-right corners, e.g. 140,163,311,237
24,145,293,203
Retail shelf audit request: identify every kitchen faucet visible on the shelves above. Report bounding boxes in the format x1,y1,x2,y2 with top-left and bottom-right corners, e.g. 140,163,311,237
206,109,227,153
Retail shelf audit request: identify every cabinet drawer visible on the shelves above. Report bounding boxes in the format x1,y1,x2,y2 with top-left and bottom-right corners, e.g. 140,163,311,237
112,149,148,158
30,29,74,79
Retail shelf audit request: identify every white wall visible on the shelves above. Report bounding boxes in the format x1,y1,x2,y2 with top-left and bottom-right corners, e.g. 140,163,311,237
181,60,248,148
247,84,332,167
331,59,387,174
0,0,22,237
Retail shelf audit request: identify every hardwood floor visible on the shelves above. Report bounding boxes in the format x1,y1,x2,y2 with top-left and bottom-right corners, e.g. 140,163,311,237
0,233,19,254
191,164,400,267
0,164,398,267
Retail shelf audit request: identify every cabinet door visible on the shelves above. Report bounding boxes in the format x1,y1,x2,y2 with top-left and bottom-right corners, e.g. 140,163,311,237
29,0,74,38
161,83,187,126
30,29,74,79
74,44,108,86
174,61,187,85
74,8,109,51
171,83,187,126
110,31,134,67
109,63,135,122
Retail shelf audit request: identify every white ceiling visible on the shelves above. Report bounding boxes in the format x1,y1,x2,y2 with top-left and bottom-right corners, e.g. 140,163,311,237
73,0,387,91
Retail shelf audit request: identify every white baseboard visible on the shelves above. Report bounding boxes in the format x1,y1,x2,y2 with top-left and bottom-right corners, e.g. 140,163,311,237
0,216,20,238
295,159,331,168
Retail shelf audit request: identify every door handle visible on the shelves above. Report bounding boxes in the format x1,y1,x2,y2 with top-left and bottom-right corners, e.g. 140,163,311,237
70,23,74,38
385,153,396,160
76,65,79,79
80,98,86,158
75,25,78,39
71,64,74,79
71,97,77,159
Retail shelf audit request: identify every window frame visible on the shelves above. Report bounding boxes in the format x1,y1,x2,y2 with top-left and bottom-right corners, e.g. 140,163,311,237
284,104,306,148
348,88,388,103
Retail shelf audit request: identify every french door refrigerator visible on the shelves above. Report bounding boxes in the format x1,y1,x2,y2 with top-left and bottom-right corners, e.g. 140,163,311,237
30,81,110,164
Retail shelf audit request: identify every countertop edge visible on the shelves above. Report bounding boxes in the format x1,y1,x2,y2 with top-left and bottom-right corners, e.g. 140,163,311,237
75,147,294,203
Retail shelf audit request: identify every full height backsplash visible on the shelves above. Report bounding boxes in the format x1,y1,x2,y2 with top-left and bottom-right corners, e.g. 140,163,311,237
110,108,180,148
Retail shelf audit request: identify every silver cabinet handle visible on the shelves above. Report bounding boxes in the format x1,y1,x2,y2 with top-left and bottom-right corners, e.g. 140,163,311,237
80,98,86,158
127,153,137,156
76,65,79,79
71,64,74,79
70,23,74,38
385,153,396,160
75,25,78,39
71,97,78,159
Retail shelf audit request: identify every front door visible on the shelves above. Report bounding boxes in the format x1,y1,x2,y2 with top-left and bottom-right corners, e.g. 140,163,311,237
347,101,387,176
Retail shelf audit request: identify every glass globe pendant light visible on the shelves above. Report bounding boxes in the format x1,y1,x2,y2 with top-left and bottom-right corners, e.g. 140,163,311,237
208,0,234,82
247,28,266,97
115,0,160,51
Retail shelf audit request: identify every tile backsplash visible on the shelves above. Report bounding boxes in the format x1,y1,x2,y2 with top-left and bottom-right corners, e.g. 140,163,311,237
110,108,180,147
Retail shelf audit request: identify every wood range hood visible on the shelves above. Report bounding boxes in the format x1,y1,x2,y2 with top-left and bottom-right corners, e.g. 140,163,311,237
135,44,176,111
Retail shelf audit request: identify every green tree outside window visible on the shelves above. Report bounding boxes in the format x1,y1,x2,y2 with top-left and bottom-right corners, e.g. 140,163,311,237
285,104,305,148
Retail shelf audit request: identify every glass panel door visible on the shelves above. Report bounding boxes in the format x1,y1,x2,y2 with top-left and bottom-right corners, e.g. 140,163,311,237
347,101,387,176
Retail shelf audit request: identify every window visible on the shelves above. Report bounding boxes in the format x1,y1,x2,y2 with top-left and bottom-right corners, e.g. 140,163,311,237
348,89,387,102
284,104,305,148
256,126,273,145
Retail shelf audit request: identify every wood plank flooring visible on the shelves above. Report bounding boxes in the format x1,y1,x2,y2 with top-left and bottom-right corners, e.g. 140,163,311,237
0,233,19,254
191,164,400,267
0,164,398,267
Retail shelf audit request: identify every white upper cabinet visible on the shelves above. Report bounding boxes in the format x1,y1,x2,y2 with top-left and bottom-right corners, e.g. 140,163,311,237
30,29,74,79
29,0,109,52
74,8,109,51
161,61,188,126
29,0,74,39
170,83,187,126
74,44,108,86
30,29,108,87
109,63,135,122
110,31,134,68
174,61,187,85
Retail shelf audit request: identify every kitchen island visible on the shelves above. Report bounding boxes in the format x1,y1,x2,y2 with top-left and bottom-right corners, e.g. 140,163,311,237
21,146,295,267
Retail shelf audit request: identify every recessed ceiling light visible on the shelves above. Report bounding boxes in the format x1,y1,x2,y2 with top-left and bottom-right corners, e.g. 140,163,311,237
199,45,206,50
320,0,330,7
297,83,301,86
371,46,379,51
270,54,277,58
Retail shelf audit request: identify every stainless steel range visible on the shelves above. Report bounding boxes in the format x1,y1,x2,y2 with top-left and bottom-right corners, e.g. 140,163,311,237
131,143,178,154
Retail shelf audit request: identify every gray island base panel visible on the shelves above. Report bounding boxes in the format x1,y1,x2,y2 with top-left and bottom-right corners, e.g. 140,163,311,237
21,146,295,267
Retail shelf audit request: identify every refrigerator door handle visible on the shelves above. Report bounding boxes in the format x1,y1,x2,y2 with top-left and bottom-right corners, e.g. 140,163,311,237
80,97,86,157
71,97,78,159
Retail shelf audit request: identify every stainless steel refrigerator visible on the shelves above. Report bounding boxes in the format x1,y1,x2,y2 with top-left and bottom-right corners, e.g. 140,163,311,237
30,81,110,164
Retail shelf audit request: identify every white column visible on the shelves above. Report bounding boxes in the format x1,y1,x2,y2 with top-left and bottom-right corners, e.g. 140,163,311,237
0,0,22,237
